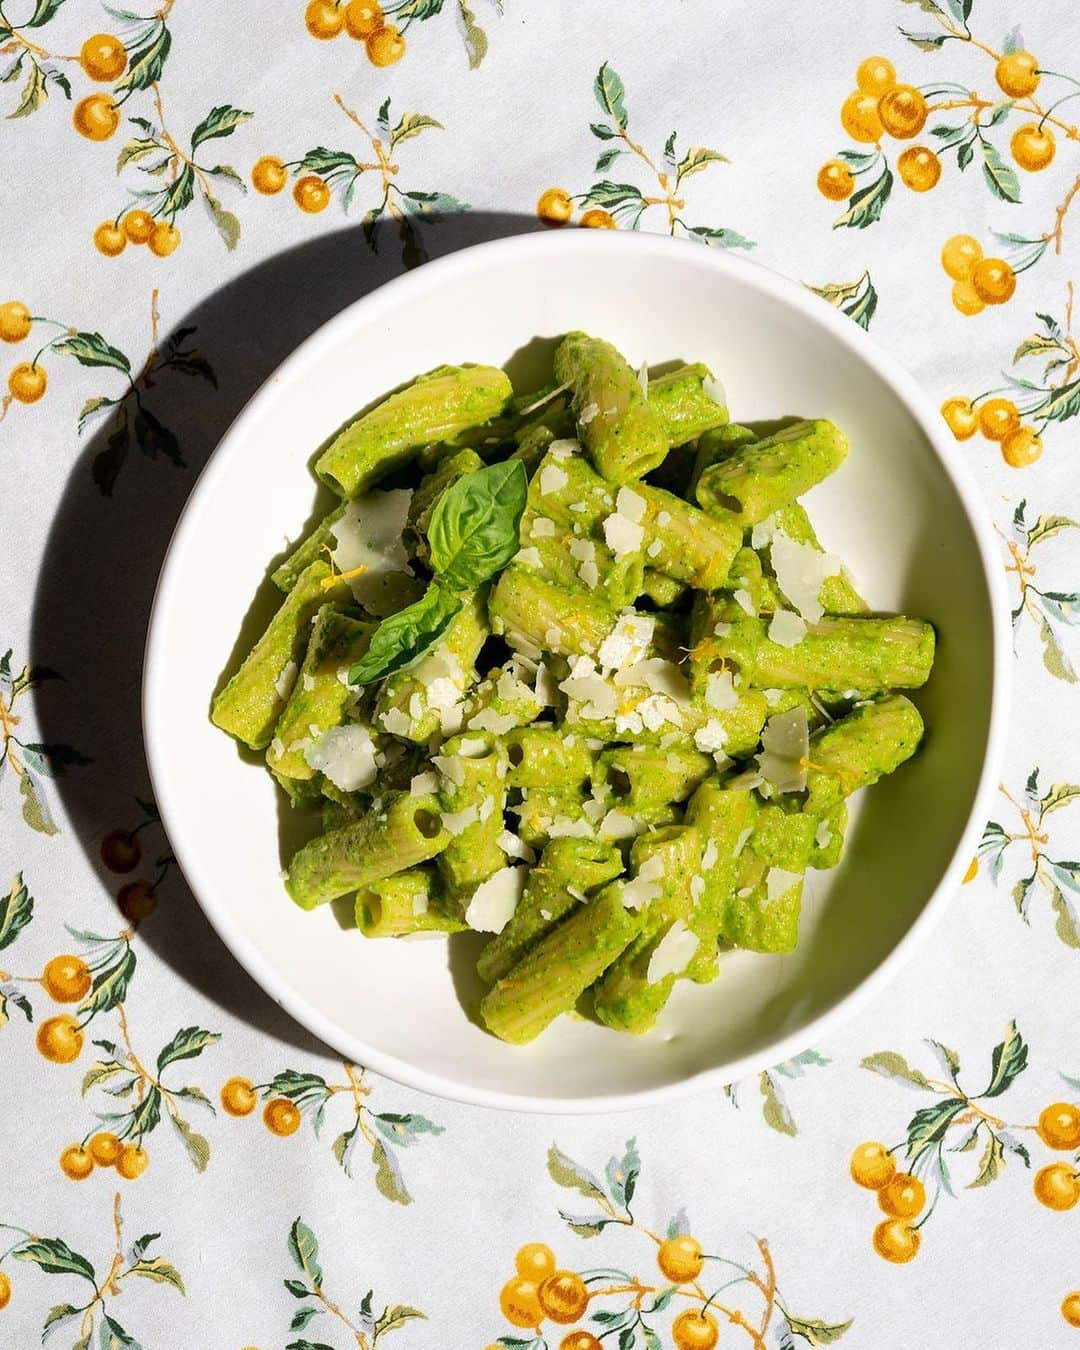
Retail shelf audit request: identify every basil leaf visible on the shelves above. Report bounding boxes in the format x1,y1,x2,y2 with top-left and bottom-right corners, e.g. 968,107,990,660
427,459,527,591
348,584,461,686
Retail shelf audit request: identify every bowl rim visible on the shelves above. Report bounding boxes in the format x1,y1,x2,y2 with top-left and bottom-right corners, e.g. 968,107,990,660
143,228,1012,1114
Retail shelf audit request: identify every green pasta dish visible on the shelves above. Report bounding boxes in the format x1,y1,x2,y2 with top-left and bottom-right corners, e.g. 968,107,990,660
211,333,935,1044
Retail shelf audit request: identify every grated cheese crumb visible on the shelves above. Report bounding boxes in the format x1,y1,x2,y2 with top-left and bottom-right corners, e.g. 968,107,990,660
768,610,808,649
464,866,526,933
646,920,699,983
539,463,568,495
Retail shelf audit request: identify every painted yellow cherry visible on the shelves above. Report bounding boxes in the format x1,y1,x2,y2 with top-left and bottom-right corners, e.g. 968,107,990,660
305,0,345,39
123,209,155,244
840,90,884,143
80,33,127,82
366,23,405,65
1062,1292,1080,1328
537,187,574,224
672,1309,720,1350
101,829,140,872
971,257,1016,305
952,279,985,316
657,1235,704,1282
856,56,896,97
293,175,330,213
580,208,615,229
116,1144,149,1180
148,222,181,257
996,50,1040,99
1037,1102,1080,1150
977,398,1020,441
42,954,92,1002
878,85,928,139
1001,425,1043,468
1011,122,1055,171
0,301,32,343
1034,1162,1080,1210
36,1014,83,1062
89,1131,123,1167
941,397,978,441
515,1243,557,1282
499,1276,544,1329
93,222,127,257
251,155,288,195
0,1271,9,1309
850,1140,897,1189
221,1076,258,1116
538,1271,589,1325
817,159,855,200
73,94,120,141
344,0,383,38
873,1218,920,1263
897,145,940,191
59,1144,94,1180
263,1097,301,1135
878,1172,926,1219
941,233,982,280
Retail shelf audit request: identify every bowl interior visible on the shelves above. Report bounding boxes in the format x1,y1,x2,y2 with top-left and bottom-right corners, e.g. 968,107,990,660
146,233,999,1110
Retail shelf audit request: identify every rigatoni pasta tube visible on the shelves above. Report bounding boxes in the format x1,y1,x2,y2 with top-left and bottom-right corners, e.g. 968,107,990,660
683,777,758,982
211,560,351,750
315,364,512,498
504,726,594,791
804,694,925,816
355,867,468,938
718,804,816,953
476,837,624,984
285,792,449,910
593,826,704,1034
479,882,642,1045
435,732,509,899
553,332,669,483
646,362,728,444
489,566,617,660
696,419,848,525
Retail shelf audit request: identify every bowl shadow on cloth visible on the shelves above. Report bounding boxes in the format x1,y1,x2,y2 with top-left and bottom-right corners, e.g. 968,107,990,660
30,211,546,1055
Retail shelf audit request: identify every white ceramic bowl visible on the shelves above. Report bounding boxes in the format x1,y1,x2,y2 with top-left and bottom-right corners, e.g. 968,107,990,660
145,231,1009,1112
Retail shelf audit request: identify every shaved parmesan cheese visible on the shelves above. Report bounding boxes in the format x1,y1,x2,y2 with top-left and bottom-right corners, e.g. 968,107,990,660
768,610,807,648
302,674,316,692
304,724,379,793
763,688,784,706
270,736,285,758
647,538,663,558
547,815,594,839
713,621,731,638
603,510,644,559
734,826,754,856
733,589,756,616
766,867,802,904
379,708,411,736
274,661,297,700
581,796,607,824
702,373,726,407
569,501,589,513
497,830,535,862
539,463,568,495
548,438,579,460
432,753,465,786
409,771,438,796
694,719,728,753
559,657,618,718
815,818,833,849
412,889,429,916
568,537,594,562
756,706,809,794
701,839,719,871
530,515,556,538
750,514,777,550
598,611,655,671
468,707,519,734
690,875,706,902
647,920,699,983
616,486,647,523
638,360,649,393
514,546,542,568
600,808,643,841
331,490,413,611
657,510,672,528
464,866,526,933
705,670,739,710
479,795,496,822
621,854,665,910
769,529,842,622
534,661,558,707
458,736,488,758
579,401,600,424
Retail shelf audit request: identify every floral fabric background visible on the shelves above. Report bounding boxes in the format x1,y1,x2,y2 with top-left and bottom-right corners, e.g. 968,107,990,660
2,0,1080,1346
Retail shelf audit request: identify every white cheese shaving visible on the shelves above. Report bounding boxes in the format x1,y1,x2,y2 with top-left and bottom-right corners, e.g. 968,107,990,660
638,360,649,393
432,753,465,786
441,805,478,836
330,490,413,611
458,736,487,758
763,688,784,706
514,546,543,568
690,875,706,902
657,510,672,527
701,839,719,871
647,539,663,558
533,661,558,707
616,486,647,523
464,866,526,933
270,736,285,758
539,463,568,495
581,796,607,823
769,529,842,623
768,610,808,648
734,826,754,856
702,373,726,408
548,814,595,838
409,771,438,797
579,401,599,424
603,510,644,559
815,818,833,849
411,889,429,916
750,514,778,551
598,611,655,671
379,708,412,736
497,830,535,862
766,867,802,904
733,589,756,616
548,438,579,460
646,920,699,983
694,719,728,753
756,706,810,794
303,724,379,793
599,808,643,841
468,707,519,734
569,500,589,513
705,670,739,711
530,515,557,538
274,661,297,700
302,674,316,692
621,854,665,909
713,621,731,638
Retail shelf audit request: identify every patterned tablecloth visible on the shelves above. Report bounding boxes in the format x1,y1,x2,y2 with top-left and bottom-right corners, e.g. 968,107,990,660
3,1,1080,1346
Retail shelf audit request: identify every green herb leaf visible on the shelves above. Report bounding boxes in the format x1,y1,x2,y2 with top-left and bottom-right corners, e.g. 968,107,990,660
156,1025,221,1073
52,332,131,374
348,585,461,685
594,61,628,129
189,104,252,150
288,1219,323,1289
0,872,33,951
427,460,527,590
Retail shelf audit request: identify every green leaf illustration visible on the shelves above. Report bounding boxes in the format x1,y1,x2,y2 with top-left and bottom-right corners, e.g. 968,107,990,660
1051,887,1080,948
100,1313,139,1348
115,22,171,94
400,190,468,217
784,1313,854,1345
266,1070,329,1100
547,1145,608,1203
52,332,131,374
349,584,461,685
906,1098,966,1164
298,147,358,176
968,1128,1006,1187
158,163,195,219
373,1304,426,1339
371,1135,412,1205
759,1071,797,1136
833,166,893,229
15,1237,95,1283
428,459,527,590
290,1306,323,1332
899,28,951,49
926,1039,962,1081
128,1256,185,1293
0,873,33,951
129,1084,162,1137
594,62,628,130
156,1025,221,1073
1033,378,1080,423
20,772,56,835
980,137,1021,202
78,395,118,431
582,180,644,210
284,1278,310,1298
861,1051,932,1089
81,1060,128,1094
389,113,443,151
9,60,46,119
675,146,729,184
190,104,252,150
168,1111,210,1171
1038,611,1077,682
289,1219,323,1288
201,190,241,250
28,0,69,23
78,945,136,1016
456,0,487,68
42,1302,80,1336
604,1138,640,1209
982,1021,1028,1097
116,138,162,171
1027,514,1079,551
167,350,217,385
